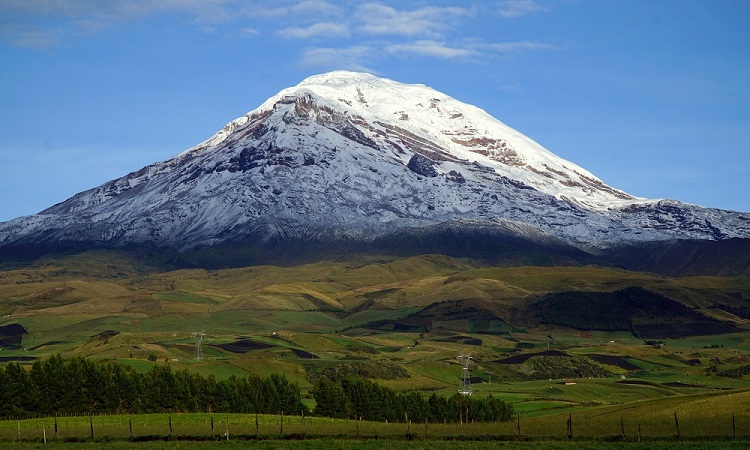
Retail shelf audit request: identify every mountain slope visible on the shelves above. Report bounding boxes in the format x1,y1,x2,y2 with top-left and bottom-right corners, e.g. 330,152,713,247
1,71,748,267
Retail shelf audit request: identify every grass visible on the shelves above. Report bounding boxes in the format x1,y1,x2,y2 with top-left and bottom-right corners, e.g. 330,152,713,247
6,253,744,321
2,251,750,447
512,400,576,414
228,357,311,387
2,403,749,444
524,389,750,439
6,441,750,450
154,292,216,305
405,360,461,384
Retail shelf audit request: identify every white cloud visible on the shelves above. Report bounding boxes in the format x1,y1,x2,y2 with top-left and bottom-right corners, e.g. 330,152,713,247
0,0,245,38
383,38,555,61
300,46,377,72
288,0,342,16
0,0,351,47
3,26,61,49
497,0,548,19
1,0,234,22
241,27,260,36
480,41,556,52
278,22,349,39
356,3,474,38
253,0,342,18
386,40,478,59
0,0,92,16
2,0,557,67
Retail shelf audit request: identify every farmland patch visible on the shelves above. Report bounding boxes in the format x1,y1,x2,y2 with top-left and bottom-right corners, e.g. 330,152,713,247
213,338,275,353
587,354,641,371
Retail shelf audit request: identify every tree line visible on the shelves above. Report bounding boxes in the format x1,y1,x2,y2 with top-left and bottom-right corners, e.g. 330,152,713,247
313,377,513,423
0,355,305,418
1,355,513,423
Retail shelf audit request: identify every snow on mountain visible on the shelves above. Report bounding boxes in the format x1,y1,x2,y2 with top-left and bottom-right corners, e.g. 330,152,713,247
195,71,636,209
1,71,749,254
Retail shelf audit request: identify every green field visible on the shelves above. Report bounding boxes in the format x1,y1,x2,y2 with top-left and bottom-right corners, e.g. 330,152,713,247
6,440,750,450
1,396,749,443
1,251,750,444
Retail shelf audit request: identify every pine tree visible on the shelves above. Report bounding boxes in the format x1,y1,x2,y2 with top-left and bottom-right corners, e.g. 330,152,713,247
312,378,350,418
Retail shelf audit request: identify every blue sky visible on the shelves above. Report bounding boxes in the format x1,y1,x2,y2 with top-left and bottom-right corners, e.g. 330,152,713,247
1,0,749,222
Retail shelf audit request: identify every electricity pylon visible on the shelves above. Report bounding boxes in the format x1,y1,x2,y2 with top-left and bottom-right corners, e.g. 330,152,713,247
458,353,473,395
192,331,205,361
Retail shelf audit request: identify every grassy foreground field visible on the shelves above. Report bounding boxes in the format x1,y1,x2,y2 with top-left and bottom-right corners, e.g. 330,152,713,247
1,404,749,447
6,440,750,450
1,252,750,445
1,388,749,441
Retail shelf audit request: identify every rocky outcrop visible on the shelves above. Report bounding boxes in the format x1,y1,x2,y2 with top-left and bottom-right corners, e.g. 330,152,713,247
407,154,438,177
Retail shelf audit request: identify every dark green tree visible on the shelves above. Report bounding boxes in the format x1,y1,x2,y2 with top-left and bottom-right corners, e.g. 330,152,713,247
312,377,350,418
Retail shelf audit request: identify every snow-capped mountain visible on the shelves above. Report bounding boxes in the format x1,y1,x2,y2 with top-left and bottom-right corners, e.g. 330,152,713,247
1,71,749,261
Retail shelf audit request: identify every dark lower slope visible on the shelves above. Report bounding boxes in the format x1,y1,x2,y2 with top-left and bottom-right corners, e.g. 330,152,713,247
600,238,750,276
528,287,736,338
168,219,595,269
0,219,592,270
371,220,591,267
1,222,749,276
354,299,519,335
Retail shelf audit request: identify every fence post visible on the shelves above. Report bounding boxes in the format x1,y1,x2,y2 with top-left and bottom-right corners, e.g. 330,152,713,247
255,412,259,437
55,414,58,439
566,413,573,439
89,416,94,440
225,417,229,441
424,418,428,440
169,415,173,438
211,415,214,438
620,415,625,438
302,409,306,438
129,415,132,438
516,413,521,438
280,411,284,435
674,412,680,438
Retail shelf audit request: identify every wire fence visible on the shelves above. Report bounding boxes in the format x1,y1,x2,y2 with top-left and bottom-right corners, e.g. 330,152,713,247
1,411,748,443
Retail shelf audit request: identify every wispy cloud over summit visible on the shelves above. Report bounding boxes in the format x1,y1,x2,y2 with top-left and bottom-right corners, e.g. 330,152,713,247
253,1,342,19
386,40,478,59
300,45,377,73
497,0,549,19
1,0,554,67
355,3,474,38
279,22,350,39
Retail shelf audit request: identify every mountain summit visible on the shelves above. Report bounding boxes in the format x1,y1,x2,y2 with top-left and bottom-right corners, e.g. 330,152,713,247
2,71,749,268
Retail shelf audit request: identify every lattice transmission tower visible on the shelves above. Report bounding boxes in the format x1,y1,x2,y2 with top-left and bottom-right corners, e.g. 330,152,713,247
458,353,473,395
192,331,206,361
